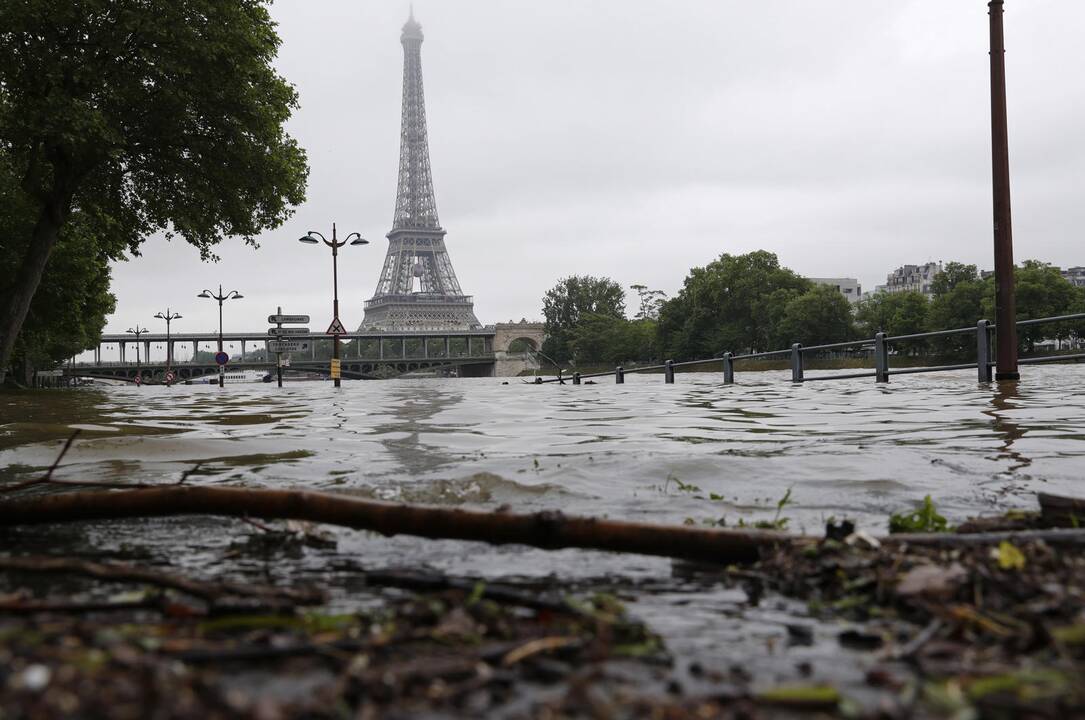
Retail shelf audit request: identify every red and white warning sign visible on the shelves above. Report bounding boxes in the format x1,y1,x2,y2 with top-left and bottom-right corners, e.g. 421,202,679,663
165,371,175,384
326,317,347,335
134,374,142,386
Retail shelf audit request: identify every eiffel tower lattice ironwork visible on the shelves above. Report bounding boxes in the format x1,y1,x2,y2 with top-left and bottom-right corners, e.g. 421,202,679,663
361,10,481,331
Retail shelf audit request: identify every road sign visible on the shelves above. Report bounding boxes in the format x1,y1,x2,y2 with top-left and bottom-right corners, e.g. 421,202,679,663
215,351,229,366
268,340,311,353
134,374,142,386
268,314,309,324
165,371,175,384
330,358,341,379
268,327,310,336
326,317,347,335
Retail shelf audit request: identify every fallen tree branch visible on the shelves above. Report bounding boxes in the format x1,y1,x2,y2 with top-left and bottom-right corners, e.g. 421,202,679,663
885,527,1085,548
0,486,787,565
0,555,324,605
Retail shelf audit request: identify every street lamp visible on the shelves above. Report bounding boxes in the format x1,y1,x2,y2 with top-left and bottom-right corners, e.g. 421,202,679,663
299,223,367,388
126,324,149,384
153,308,182,370
197,285,243,388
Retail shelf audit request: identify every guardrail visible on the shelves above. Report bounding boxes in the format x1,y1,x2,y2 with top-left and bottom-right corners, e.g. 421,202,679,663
539,312,1085,385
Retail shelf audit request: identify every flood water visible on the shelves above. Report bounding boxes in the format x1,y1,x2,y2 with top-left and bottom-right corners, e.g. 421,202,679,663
2,366,1084,686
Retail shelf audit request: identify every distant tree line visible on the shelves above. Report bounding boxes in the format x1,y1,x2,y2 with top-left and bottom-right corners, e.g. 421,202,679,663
542,253,1085,367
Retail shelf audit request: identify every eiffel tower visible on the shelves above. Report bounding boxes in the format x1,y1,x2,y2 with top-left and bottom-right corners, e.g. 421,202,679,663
361,10,481,331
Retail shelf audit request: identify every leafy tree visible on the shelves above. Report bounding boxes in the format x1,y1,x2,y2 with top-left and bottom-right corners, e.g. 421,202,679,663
629,284,667,321
657,251,811,359
929,262,979,296
927,264,989,356
772,285,855,348
855,290,929,354
542,276,625,363
569,314,657,366
0,153,119,382
981,260,1084,351
0,0,308,383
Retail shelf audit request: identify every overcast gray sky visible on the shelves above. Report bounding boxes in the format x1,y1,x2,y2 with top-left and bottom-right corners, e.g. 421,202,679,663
103,0,1085,339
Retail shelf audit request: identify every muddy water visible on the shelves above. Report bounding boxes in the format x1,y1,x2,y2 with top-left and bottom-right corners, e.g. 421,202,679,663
2,366,1084,685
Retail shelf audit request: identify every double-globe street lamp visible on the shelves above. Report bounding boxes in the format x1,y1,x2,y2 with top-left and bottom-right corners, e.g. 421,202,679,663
299,223,367,388
153,308,182,371
197,285,243,388
125,325,149,384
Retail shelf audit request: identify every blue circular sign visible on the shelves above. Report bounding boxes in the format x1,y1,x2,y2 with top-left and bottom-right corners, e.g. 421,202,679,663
215,351,229,366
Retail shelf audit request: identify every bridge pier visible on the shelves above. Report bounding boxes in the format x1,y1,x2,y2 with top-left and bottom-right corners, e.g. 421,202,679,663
192,340,198,360
143,340,151,364
241,340,246,361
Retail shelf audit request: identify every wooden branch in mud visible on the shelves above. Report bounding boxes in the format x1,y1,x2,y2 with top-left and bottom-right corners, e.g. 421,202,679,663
885,527,1085,548
0,555,324,605
0,486,788,565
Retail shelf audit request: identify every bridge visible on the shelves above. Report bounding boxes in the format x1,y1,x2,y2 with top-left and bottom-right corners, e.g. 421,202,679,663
65,322,546,383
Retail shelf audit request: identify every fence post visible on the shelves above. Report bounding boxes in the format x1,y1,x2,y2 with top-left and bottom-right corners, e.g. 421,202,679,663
874,332,889,383
977,319,993,382
615,366,624,384
722,352,734,385
665,360,675,384
573,372,581,385
790,344,803,382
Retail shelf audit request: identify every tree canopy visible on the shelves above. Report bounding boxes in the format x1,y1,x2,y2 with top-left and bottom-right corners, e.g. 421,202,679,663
542,276,625,363
772,284,855,348
657,251,811,359
0,0,308,383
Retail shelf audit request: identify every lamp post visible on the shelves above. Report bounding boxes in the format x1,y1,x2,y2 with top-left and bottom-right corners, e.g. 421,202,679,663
126,324,148,384
299,223,367,388
153,308,182,370
988,0,1019,380
197,285,243,388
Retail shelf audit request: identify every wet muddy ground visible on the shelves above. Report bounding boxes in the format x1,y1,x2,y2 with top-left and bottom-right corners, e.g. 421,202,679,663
2,503,1083,719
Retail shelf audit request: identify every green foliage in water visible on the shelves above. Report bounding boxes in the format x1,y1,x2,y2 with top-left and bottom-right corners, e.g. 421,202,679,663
889,495,949,534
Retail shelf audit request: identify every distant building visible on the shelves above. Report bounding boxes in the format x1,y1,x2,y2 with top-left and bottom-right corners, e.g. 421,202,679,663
808,277,862,304
884,262,942,297
1061,266,1085,288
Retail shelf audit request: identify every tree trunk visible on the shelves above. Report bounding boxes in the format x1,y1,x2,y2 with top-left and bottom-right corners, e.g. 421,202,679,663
0,193,69,385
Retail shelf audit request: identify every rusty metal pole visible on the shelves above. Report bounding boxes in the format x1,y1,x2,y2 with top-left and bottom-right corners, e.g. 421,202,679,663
988,0,1019,380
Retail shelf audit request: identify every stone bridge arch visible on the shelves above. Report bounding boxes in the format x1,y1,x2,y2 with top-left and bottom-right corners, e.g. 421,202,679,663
493,321,546,377
494,321,546,354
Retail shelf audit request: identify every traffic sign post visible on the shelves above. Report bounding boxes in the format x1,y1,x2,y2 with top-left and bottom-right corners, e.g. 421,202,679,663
269,306,310,388
268,340,310,353
330,358,341,380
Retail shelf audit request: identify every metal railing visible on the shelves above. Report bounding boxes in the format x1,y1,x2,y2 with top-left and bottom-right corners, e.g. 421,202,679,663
539,312,1085,385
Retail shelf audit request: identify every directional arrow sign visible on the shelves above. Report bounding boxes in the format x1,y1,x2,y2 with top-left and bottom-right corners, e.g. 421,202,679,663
268,314,309,324
268,327,310,336
268,340,311,353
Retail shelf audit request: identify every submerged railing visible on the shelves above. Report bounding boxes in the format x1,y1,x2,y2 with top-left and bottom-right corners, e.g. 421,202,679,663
540,312,1085,385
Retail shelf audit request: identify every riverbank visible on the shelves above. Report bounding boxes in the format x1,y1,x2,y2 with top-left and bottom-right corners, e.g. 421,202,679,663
1,492,1082,718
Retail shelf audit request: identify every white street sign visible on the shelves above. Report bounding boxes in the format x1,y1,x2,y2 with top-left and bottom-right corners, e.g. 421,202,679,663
268,314,309,324
269,340,311,353
268,327,310,335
